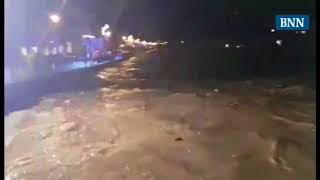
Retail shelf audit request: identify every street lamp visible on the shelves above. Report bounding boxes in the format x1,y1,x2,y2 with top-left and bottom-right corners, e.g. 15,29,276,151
49,14,61,24
127,35,134,42
276,40,282,46
31,46,38,53
105,31,112,37
101,24,111,37
134,39,140,44
20,47,28,56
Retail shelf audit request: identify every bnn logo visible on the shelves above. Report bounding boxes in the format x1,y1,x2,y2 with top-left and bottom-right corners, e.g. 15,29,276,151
276,15,310,31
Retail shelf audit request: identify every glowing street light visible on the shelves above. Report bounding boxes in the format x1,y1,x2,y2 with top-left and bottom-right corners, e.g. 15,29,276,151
49,14,61,24
66,42,72,53
134,39,140,44
21,47,28,56
82,35,96,39
276,40,282,46
31,46,38,53
102,24,110,30
105,31,112,37
127,35,134,43
101,24,111,37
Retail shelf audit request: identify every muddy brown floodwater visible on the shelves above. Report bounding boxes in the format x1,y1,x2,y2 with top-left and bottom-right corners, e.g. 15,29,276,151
5,50,316,180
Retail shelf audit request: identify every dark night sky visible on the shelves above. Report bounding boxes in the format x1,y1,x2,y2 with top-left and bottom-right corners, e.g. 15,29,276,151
6,0,315,48
4,0,315,78
24,0,316,39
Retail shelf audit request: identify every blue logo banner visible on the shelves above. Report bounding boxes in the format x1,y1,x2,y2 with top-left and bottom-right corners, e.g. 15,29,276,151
276,15,310,31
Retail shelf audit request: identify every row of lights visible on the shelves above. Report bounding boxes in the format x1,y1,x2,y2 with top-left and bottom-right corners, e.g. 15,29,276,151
23,21,168,58
48,14,296,50
82,35,96,39
224,41,282,48
270,28,307,34
21,42,73,57
223,29,307,49
224,44,244,48
19,14,70,57
82,24,111,40
121,35,167,47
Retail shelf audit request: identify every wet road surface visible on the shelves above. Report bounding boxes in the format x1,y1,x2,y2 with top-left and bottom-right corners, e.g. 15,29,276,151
5,49,316,180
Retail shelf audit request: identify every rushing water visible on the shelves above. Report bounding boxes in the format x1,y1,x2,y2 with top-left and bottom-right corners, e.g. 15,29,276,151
5,51,315,180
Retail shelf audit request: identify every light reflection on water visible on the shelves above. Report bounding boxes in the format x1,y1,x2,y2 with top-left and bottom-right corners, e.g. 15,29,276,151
55,57,124,73
5,56,125,84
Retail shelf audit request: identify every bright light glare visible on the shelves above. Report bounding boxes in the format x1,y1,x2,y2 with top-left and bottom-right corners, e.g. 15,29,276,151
21,47,28,56
225,44,229,48
180,41,184,44
160,42,165,45
236,45,240,48
31,46,38,53
101,24,111,36
102,24,110,30
127,35,134,42
276,40,282,46
301,31,307,34
120,44,125,48
134,39,140,43
82,35,96,39
66,42,72,53
122,36,127,41
49,14,61,23
270,29,275,33
105,31,112,37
